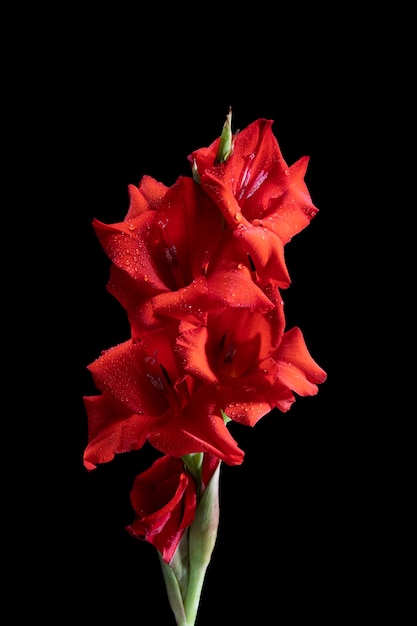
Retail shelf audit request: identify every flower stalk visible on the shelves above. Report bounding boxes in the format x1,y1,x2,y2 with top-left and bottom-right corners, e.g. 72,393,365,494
160,460,221,625
83,108,327,625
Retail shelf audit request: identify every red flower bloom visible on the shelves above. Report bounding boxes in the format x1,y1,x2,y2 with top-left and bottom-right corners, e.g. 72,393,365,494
126,455,197,564
266,326,328,412
92,175,215,337
126,453,221,564
93,174,273,340
83,324,244,469
204,227,276,313
189,118,319,287
84,111,328,626
176,287,326,425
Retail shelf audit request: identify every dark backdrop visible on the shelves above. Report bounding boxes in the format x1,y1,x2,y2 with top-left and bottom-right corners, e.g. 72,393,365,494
70,100,355,623
23,13,388,625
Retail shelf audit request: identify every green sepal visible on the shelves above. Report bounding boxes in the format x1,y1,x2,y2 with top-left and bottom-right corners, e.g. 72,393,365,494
159,460,222,625
158,560,187,625
191,158,200,184
182,452,203,483
183,461,221,624
221,408,232,424
215,108,233,163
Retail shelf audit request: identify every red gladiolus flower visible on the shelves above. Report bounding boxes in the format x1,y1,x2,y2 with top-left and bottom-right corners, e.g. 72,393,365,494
176,287,326,427
189,118,319,287
126,455,198,564
92,176,216,337
84,110,327,626
83,324,244,470
93,174,272,340
126,453,221,564
266,326,328,412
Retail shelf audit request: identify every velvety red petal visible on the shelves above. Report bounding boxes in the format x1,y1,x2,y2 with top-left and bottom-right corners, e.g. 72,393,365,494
83,394,155,469
222,398,272,427
226,119,288,201
87,340,168,415
147,385,244,466
151,276,210,326
206,229,276,310
263,156,319,244
175,324,218,384
200,169,248,228
273,327,327,396
152,176,223,285
93,213,169,291
124,175,168,221
233,224,291,288
207,262,276,310
207,293,284,364
129,456,187,512
127,455,197,563
106,264,162,337
271,389,296,413
187,136,220,173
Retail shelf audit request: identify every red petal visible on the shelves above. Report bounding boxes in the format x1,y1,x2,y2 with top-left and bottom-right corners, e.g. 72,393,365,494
175,324,218,384
127,455,197,563
233,224,291,288
207,229,277,309
222,398,272,427
106,264,162,337
152,177,223,284
264,157,319,244
87,339,169,415
124,175,168,221
93,212,167,289
272,327,327,397
147,385,244,466
190,118,318,248
151,276,210,326
83,394,154,469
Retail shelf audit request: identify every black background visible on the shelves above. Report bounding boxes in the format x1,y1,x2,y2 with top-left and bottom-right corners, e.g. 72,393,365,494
19,9,401,625
69,102,356,622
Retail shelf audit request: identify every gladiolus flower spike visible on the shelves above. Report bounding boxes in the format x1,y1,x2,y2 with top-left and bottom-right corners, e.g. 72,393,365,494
83,108,327,626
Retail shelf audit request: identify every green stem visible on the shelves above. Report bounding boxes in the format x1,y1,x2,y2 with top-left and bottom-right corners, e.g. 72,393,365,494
183,462,221,625
159,461,221,626
158,552,188,626
183,562,208,626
